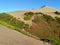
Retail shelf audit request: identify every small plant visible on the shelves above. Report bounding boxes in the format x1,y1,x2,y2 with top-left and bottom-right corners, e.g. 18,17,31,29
55,11,60,15
43,14,54,22
55,17,60,24
35,12,43,15
40,37,60,45
24,15,32,20
32,16,40,23
53,29,59,36
24,12,34,20
23,24,30,28
40,38,50,42
24,12,34,16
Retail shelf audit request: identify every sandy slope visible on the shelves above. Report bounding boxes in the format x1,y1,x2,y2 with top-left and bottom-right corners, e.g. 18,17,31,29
7,6,60,25
0,25,52,45
7,11,34,25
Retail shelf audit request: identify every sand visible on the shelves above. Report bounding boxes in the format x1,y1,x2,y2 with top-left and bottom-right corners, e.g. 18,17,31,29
7,6,60,25
0,25,52,45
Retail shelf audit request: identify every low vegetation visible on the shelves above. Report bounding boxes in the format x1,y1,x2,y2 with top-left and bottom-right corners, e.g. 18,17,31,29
32,16,41,23
25,12,60,45
23,24,30,29
35,12,43,15
43,14,54,23
55,11,60,15
0,13,30,36
0,13,25,29
55,17,60,24
24,15,32,20
24,12,34,20
0,12,60,45
40,37,60,45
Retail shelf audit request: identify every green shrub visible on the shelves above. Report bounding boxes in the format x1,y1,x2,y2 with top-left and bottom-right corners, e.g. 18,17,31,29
0,13,13,22
55,17,60,24
24,15,32,20
43,15,54,22
53,29,59,36
11,20,25,29
23,24,29,28
40,37,60,45
55,11,60,15
35,12,43,14
24,12,34,16
32,16,40,23
24,12,34,20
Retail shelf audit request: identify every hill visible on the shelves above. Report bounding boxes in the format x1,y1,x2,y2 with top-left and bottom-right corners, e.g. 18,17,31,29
0,6,60,45
0,25,52,45
7,6,60,25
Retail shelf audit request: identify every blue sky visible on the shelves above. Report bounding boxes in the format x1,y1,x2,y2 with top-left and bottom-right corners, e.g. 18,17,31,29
0,0,60,12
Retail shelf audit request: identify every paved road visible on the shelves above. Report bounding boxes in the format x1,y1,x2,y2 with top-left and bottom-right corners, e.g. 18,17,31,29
0,25,51,45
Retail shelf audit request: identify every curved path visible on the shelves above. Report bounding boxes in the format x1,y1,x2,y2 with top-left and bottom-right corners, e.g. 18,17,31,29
0,25,51,45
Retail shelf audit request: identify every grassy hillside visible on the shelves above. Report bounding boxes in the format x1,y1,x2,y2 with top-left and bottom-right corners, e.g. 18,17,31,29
0,13,32,36
0,6,60,45
24,12,60,45
0,12,60,45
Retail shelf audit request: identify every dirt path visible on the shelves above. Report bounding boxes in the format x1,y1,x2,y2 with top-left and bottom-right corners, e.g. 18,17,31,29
0,25,52,45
